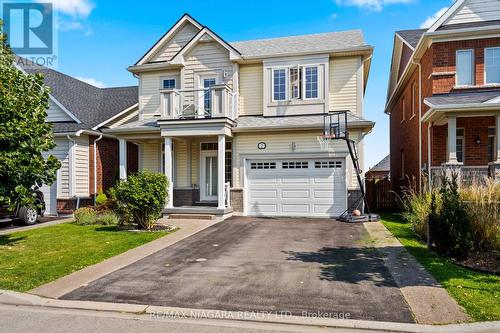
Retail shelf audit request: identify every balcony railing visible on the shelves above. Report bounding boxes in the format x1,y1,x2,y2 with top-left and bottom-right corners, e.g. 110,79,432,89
160,84,237,120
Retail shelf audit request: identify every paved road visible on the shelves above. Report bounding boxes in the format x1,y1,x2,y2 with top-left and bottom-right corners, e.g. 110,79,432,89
63,217,413,323
0,304,380,333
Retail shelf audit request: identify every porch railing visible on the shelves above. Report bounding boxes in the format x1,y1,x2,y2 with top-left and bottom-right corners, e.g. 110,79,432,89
430,166,489,187
160,84,237,120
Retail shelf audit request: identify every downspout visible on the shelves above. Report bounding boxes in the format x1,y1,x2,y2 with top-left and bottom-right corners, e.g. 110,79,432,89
412,58,423,192
93,135,103,205
66,134,79,210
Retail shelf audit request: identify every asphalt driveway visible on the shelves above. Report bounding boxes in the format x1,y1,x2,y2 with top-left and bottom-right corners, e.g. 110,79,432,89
62,217,414,323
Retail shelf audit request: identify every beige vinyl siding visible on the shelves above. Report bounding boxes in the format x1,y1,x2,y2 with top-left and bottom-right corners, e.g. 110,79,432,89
74,136,89,196
139,71,178,119
109,108,139,128
239,64,263,116
151,22,200,62
329,57,361,115
445,0,500,25
43,138,70,198
141,142,161,172
182,42,233,108
174,140,189,188
233,130,363,189
191,140,199,185
46,100,73,122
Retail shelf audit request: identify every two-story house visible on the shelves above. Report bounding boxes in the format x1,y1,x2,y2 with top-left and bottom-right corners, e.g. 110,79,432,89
386,0,500,194
98,14,374,218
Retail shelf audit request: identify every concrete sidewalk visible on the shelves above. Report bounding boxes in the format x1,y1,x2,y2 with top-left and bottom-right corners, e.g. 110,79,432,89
363,221,469,325
0,290,498,333
30,217,225,298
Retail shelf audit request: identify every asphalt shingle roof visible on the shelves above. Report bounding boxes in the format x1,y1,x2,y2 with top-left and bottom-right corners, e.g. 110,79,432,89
16,57,138,133
396,29,426,48
230,30,368,58
426,91,500,106
437,19,500,31
368,154,390,172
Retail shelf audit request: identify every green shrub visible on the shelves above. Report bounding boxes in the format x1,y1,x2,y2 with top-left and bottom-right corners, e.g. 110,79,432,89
74,207,97,225
95,211,119,225
429,174,473,259
401,187,441,241
95,192,108,206
109,171,168,230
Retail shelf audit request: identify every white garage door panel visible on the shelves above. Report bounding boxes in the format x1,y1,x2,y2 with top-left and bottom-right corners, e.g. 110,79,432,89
247,159,347,217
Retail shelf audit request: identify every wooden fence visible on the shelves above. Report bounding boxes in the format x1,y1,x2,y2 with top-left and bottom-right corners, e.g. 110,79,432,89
365,179,393,211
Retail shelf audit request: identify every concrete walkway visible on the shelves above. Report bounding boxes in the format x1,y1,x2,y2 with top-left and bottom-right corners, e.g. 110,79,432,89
363,221,469,325
30,217,225,298
0,291,498,333
0,217,73,235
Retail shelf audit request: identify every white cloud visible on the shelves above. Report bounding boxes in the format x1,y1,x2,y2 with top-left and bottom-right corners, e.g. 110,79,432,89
420,7,449,28
36,0,95,17
334,0,412,12
76,77,107,88
58,20,84,32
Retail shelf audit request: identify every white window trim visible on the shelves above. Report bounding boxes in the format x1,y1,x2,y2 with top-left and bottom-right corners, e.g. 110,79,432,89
484,47,500,85
303,66,319,100
161,76,177,90
400,97,406,123
455,49,474,87
272,68,288,102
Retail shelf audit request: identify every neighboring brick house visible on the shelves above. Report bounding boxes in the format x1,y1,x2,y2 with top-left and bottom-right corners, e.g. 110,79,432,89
365,155,390,181
386,0,500,195
15,57,139,215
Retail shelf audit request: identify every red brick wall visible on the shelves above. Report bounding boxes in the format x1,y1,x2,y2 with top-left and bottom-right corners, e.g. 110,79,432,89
89,136,119,196
432,116,495,166
432,38,500,94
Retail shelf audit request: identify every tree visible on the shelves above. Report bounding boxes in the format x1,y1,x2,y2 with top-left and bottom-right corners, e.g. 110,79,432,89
0,22,61,207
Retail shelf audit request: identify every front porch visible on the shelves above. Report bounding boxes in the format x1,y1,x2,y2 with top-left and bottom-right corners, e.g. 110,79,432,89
115,131,235,214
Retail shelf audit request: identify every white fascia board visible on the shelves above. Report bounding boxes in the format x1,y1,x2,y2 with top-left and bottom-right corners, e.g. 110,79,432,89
170,28,241,65
136,14,203,66
486,96,500,104
427,0,466,33
92,103,139,130
13,61,82,124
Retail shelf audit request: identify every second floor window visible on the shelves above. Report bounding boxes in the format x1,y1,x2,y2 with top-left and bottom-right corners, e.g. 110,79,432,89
485,47,500,85
456,49,474,86
273,69,287,101
305,67,318,99
163,79,176,89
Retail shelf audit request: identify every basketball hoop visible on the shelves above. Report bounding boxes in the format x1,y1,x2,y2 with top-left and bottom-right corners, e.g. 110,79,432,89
317,134,334,151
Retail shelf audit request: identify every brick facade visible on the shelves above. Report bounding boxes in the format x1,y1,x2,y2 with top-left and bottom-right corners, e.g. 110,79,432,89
390,35,500,195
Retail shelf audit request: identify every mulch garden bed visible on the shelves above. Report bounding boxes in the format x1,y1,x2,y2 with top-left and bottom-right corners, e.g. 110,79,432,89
455,251,500,275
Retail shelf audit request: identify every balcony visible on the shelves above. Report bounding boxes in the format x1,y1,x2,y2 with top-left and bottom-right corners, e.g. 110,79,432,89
160,84,237,120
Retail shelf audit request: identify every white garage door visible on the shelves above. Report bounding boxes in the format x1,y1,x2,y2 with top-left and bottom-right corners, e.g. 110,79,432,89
247,159,347,217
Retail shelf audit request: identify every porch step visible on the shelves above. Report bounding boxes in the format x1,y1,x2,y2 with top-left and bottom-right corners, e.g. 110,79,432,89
163,206,233,216
167,214,215,220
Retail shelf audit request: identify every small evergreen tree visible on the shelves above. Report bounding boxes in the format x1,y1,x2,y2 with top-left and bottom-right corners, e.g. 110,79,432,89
0,22,61,207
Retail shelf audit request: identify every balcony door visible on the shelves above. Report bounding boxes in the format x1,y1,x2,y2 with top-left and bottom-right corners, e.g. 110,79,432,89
200,76,217,116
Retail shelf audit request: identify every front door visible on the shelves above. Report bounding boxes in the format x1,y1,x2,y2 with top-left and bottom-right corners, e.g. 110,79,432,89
201,151,218,201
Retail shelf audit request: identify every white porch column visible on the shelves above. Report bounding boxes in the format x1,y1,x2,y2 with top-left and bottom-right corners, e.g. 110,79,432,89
164,137,174,208
495,115,500,163
446,116,458,164
217,134,225,210
119,139,127,180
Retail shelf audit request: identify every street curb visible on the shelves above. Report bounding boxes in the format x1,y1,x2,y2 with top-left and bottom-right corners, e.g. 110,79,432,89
0,290,498,333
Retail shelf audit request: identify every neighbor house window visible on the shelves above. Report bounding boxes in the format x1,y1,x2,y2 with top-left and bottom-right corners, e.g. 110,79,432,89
488,127,496,162
401,97,406,122
456,128,465,163
456,49,474,86
401,150,405,178
485,47,500,84
305,66,318,99
273,69,287,101
162,79,176,89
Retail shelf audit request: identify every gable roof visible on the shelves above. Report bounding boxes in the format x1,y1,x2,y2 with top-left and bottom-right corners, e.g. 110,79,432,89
368,154,390,172
230,30,368,58
395,29,426,49
16,57,138,133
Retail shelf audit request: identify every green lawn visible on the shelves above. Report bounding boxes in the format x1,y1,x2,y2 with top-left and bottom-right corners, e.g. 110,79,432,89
380,214,500,322
0,223,172,292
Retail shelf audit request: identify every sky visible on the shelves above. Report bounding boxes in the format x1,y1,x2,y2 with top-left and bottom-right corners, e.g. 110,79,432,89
32,0,454,169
